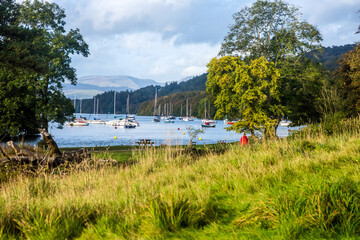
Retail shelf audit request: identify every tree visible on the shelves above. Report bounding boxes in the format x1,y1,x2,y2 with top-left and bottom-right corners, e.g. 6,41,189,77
279,59,327,125
0,0,46,136
18,0,89,131
213,0,325,128
207,56,285,136
219,0,322,65
336,44,360,116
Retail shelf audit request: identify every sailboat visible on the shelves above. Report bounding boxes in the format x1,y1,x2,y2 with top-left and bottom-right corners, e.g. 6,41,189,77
201,99,216,124
183,98,194,121
178,103,183,120
153,89,160,122
201,100,216,128
122,94,139,128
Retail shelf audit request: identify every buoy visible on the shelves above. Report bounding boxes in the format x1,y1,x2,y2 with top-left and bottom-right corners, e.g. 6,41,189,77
114,136,117,139
178,128,180,130
199,137,202,140
201,129,203,132
115,127,117,129
182,132,185,135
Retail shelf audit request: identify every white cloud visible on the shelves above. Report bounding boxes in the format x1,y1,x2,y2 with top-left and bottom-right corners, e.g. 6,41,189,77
72,31,219,82
181,66,208,77
43,0,360,82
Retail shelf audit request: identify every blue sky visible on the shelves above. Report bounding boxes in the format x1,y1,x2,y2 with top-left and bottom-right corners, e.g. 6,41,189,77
46,0,359,82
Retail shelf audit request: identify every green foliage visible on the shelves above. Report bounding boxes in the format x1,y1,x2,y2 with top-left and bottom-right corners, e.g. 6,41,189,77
207,56,285,136
186,126,203,144
279,59,328,125
220,0,322,64
18,0,89,130
336,44,360,117
0,0,88,136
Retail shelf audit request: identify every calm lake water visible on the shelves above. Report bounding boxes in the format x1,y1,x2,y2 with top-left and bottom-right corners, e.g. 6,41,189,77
25,114,298,148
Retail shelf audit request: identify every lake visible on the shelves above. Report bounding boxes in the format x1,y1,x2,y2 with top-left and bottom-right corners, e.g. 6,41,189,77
26,114,298,148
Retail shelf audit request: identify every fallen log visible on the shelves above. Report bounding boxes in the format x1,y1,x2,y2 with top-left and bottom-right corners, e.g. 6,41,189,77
0,129,91,169
7,141,39,157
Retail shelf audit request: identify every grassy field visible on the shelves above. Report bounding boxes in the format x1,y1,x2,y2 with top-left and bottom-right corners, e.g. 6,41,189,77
1,118,360,239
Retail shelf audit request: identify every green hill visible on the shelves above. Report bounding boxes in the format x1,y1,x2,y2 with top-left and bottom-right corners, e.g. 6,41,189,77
137,91,209,118
308,44,356,71
76,74,208,116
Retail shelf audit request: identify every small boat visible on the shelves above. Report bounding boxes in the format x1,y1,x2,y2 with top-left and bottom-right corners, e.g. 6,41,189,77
279,119,292,127
183,98,194,121
201,99,216,123
164,118,175,123
183,116,194,121
224,119,237,125
153,115,161,122
202,119,216,123
65,120,89,126
153,89,161,122
88,118,106,124
201,122,216,128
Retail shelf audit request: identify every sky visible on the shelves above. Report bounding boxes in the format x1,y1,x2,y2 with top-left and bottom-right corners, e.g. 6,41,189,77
42,0,359,82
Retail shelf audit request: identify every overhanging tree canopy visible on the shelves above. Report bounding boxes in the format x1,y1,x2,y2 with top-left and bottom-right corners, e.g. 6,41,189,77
0,0,89,137
18,0,89,131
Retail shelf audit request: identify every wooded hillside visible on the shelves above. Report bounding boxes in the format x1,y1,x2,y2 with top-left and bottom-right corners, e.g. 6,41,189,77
76,74,208,117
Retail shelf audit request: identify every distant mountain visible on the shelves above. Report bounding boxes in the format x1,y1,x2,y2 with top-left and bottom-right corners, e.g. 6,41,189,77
64,75,162,98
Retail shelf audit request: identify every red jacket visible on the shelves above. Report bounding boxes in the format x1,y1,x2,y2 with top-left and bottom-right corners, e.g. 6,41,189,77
240,135,248,145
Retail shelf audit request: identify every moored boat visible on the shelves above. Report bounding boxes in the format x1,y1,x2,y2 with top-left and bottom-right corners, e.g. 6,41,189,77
201,123,216,128
279,119,292,127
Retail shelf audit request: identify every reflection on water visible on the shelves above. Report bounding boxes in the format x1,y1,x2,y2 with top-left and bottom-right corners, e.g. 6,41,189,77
22,114,298,148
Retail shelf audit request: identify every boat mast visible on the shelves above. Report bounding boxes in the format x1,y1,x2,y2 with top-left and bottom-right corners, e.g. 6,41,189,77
204,99,206,119
80,98,82,115
154,89,157,116
126,94,130,117
93,97,96,116
186,99,189,117
74,94,76,112
114,90,116,116
97,98,99,117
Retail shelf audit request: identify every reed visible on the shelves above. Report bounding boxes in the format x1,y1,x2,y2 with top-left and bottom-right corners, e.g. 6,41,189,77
1,118,360,239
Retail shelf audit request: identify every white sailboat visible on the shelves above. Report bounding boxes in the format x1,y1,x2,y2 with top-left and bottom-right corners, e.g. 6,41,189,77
201,99,216,123
153,89,160,122
183,98,194,121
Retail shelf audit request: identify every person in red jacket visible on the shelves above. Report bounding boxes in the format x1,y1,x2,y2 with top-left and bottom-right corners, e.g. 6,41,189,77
240,133,248,145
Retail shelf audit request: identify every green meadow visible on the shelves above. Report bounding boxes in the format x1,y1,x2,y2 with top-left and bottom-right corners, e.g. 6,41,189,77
1,118,360,239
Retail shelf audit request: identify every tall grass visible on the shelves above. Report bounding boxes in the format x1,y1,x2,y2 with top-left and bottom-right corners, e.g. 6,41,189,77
2,118,360,239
